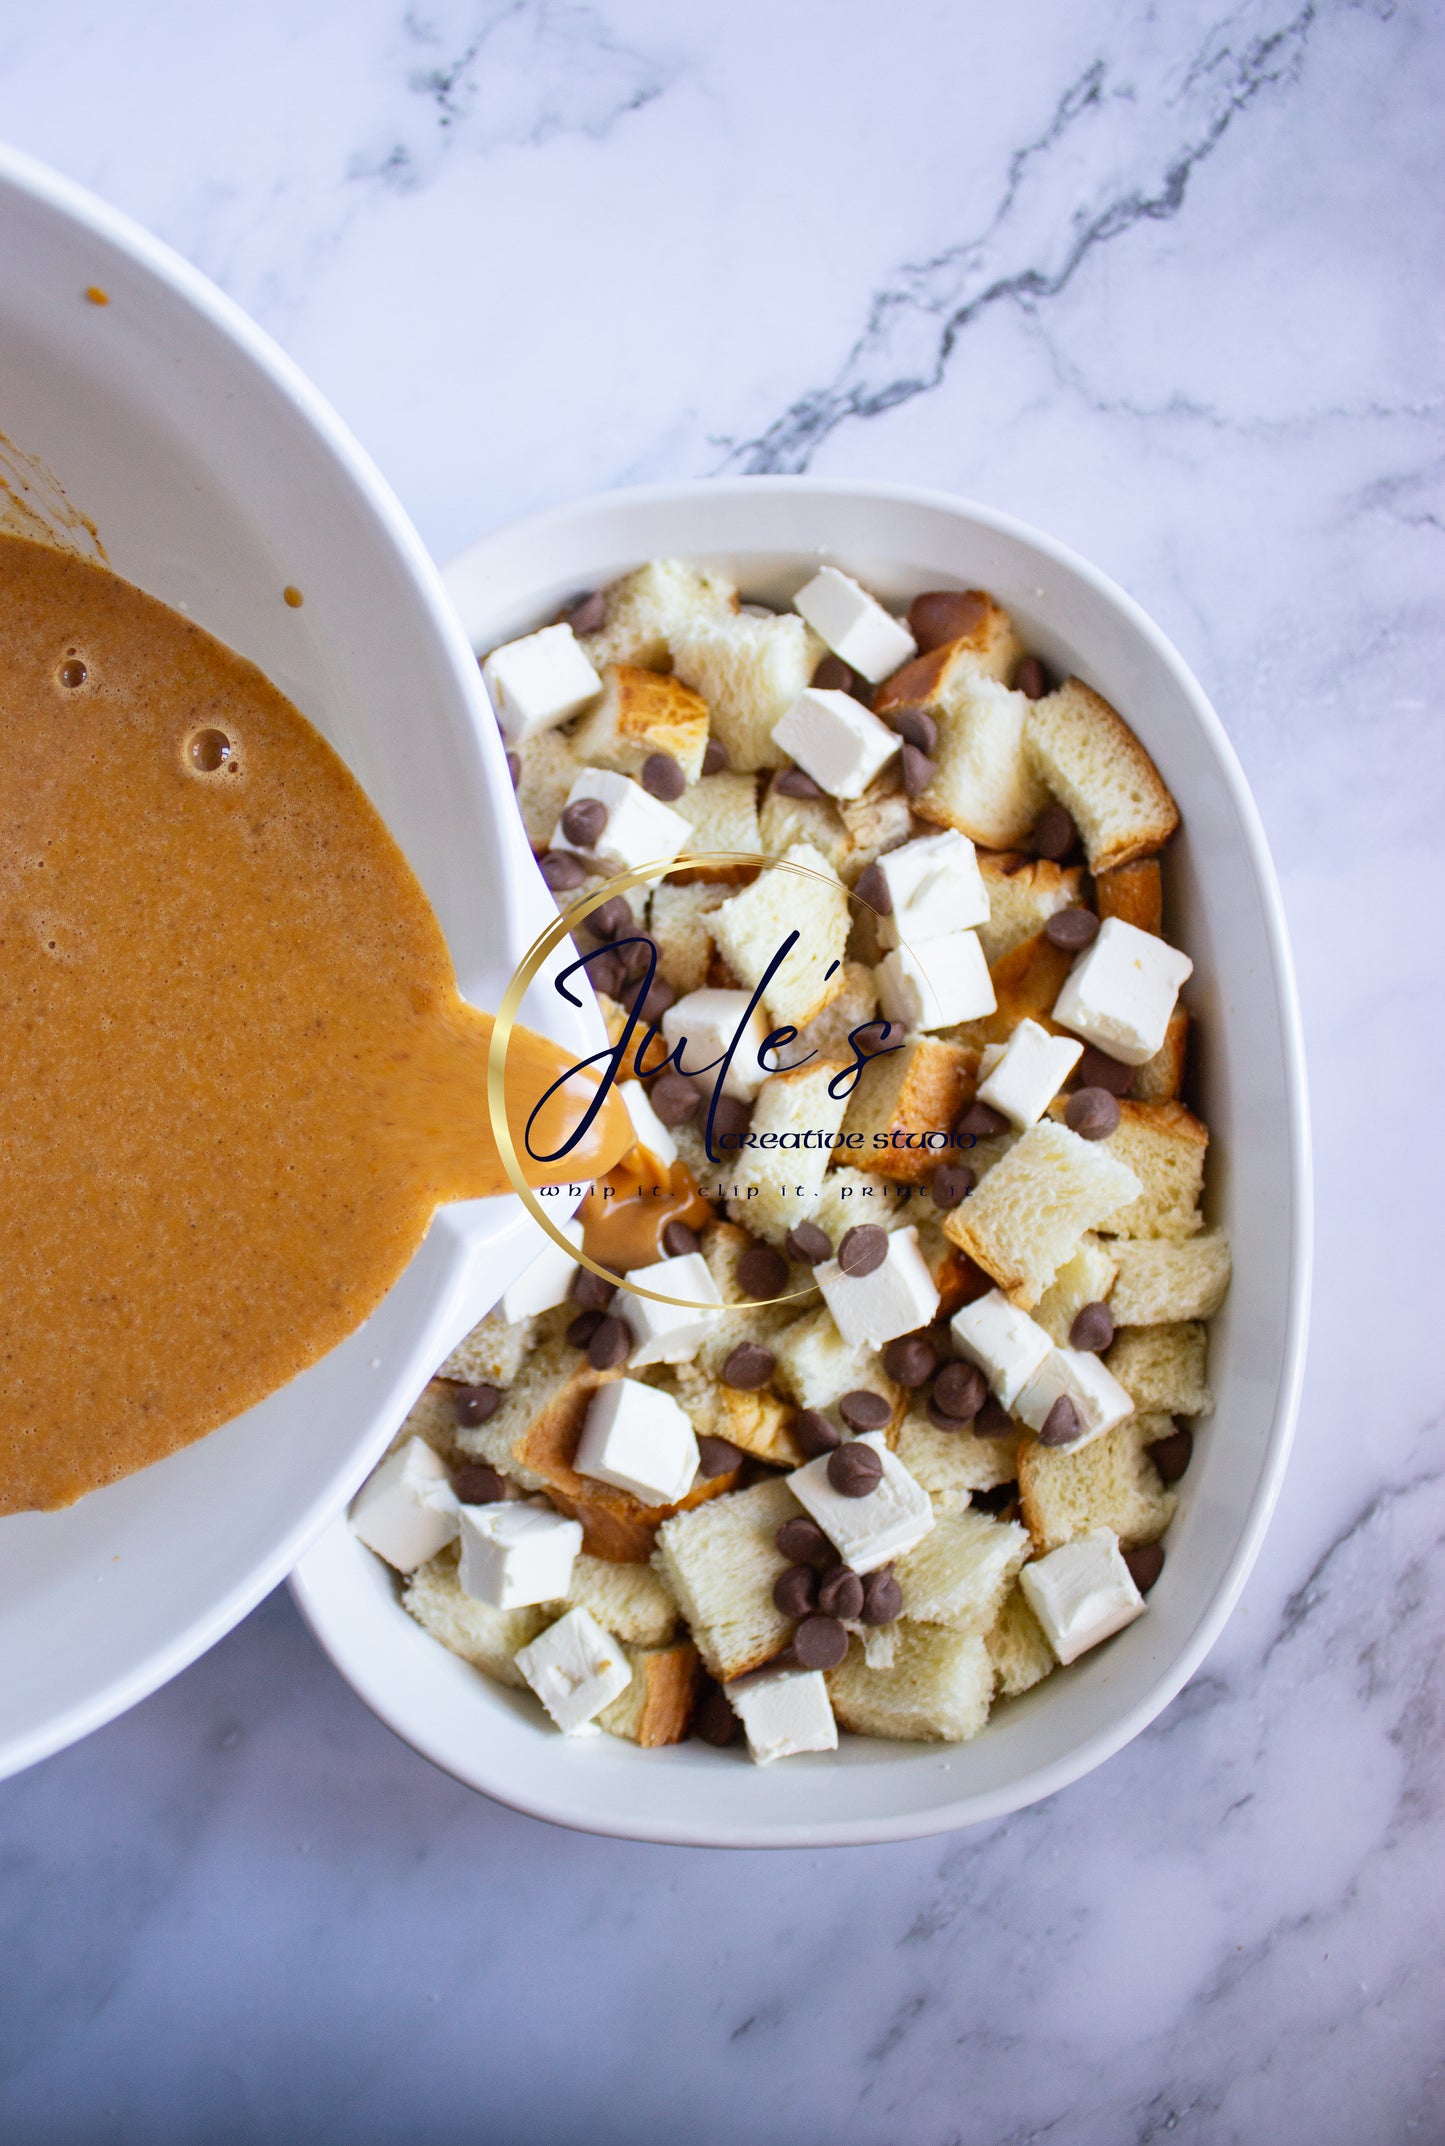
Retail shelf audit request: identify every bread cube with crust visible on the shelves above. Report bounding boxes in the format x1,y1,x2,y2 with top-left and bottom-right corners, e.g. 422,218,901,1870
1032,1234,1119,1347
438,1304,537,1392
758,782,850,872
838,781,915,878
1095,858,1163,936
942,1121,1141,1308
673,611,823,770
895,1508,1030,1634
1131,1007,1190,1103
1025,678,1179,873
564,1550,680,1645
985,1584,1057,1697
403,1548,551,1689
827,1623,994,1742
579,558,737,673
1107,1322,1213,1417
647,879,731,993
569,663,710,785
387,1377,465,1462
1108,1230,1231,1325
1083,1100,1208,1240
873,596,1023,703
513,728,581,851
652,1476,801,1681
712,843,849,1031
949,930,1074,1052
1018,1413,1178,1555
670,772,762,871
911,670,1052,850
597,1638,699,1745
976,852,1084,965
841,1035,980,1185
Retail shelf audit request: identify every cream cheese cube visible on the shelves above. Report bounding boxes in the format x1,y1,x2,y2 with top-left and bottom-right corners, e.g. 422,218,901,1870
1013,1346,1135,1449
551,768,690,874
874,829,990,949
349,1436,459,1573
1052,917,1193,1068
574,1373,702,1499
875,930,996,1031
616,1253,724,1369
976,1017,1084,1130
500,1214,584,1323
620,1077,678,1168
816,1224,940,1349
792,566,917,683
727,1664,838,1764
788,1432,935,1574
661,988,771,1102
771,687,899,800
457,1500,583,1609
950,1289,1053,1408
1019,1528,1145,1664
514,1605,633,1733
482,623,601,743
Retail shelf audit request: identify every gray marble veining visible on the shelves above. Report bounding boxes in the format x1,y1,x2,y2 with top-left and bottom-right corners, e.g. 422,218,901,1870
0,0,1441,2139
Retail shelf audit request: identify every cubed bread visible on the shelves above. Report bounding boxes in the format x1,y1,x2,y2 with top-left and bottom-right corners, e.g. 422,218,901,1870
895,1508,1030,1634
1095,858,1163,936
597,1638,699,1745
726,1058,852,1244
942,1121,1141,1308
950,930,1073,1051
569,663,711,785
648,880,731,993
1108,1230,1231,1325
838,781,914,877
1032,1234,1119,1347
841,1035,980,1185
671,771,762,870
1106,1323,1213,1417
1017,1413,1177,1554
1131,1007,1189,1103
872,597,1023,702
513,727,580,851
711,843,849,1030
984,1584,1056,1697
691,1221,800,1377
808,1167,911,1245
388,1377,464,1461
1086,1100,1208,1240
894,1410,1020,1504
827,1623,994,1742
912,670,1052,850
758,783,850,871
438,1305,536,1390
792,961,879,1064
580,558,737,672
1025,678,1179,872
977,853,1085,965
672,611,822,770
565,1551,679,1645
403,1549,550,1688
770,1306,894,1417
652,1476,800,1681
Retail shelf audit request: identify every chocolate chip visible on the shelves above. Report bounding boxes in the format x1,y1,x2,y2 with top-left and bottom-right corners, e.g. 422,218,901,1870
587,1315,631,1370
587,950,625,998
1123,1543,1165,1595
561,796,607,849
955,1100,1010,1140
772,1563,819,1617
506,751,521,788
561,589,607,635
793,1409,840,1457
860,1565,904,1625
907,589,988,652
1149,1427,1194,1484
817,1566,865,1620
722,1342,776,1391
1032,804,1076,861
452,1462,509,1505
694,1682,741,1746
711,1095,752,1144
1069,1301,1115,1353
642,751,686,801
695,1433,744,1478
773,765,824,799
620,936,656,982
453,1383,501,1427
933,1359,986,1422
1044,907,1100,951
854,861,893,916
838,1389,891,1433
651,1071,701,1126
1075,1046,1134,1096
927,1398,966,1433
827,1441,883,1497
970,1481,1018,1515
974,1397,1015,1439
882,1334,938,1389
776,1515,835,1564
792,1614,849,1670
890,707,938,755
626,976,676,1027
930,1161,976,1210
1039,1396,1083,1446
738,1243,789,1299
784,1221,833,1265
1015,655,1051,701
661,1218,700,1257
567,1309,604,1349
837,1223,888,1278
1065,1086,1121,1141
539,849,587,892
901,742,936,797
701,736,728,776
813,653,869,698
569,1268,614,1313
586,896,633,943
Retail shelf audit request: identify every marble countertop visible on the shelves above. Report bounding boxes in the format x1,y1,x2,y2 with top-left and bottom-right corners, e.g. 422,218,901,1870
1,1,1441,2139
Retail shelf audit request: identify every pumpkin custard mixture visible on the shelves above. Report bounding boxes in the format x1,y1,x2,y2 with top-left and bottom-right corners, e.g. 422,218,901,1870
0,535,629,1514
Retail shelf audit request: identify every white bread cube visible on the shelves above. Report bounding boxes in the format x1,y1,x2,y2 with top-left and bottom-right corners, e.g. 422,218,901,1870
1013,1346,1135,1449
597,1638,699,1747
652,1476,800,1681
457,1501,583,1610
942,1122,1141,1307
647,880,730,993
771,1306,887,1415
792,961,879,1067
482,623,601,742
1025,678,1179,873
565,1552,679,1646
671,770,762,862
574,1376,701,1500
550,768,689,874
894,1408,1020,1505
874,829,989,948
1033,1234,1119,1347
895,1507,1030,1633
977,1017,1083,1128
673,611,822,770
569,662,710,784
615,1256,724,1370
712,843,849,1031
949,1289,1053,1409
1018,1413,1177,1555
1108,1230,1231,1325
662,987,771,1102
1020,1528,1145,1664
808,1167,910,1245
500,1216,585,1323
977,853,1084,965
827,1623,994,1742
579,558,737,673
1085,1101,1208,1240
512,727,580,850
984,1584,1056,1697
438,1307,535,1391
1106,1322,1213,1417
772,686,899,799
515,1605,632,1733
788,1432,934,1574
913,670,1051,849
876,930,995,1031
726,1058,851,1243
728,1664,838,1764
403,1550,550,1689
382,1380,464,1463
350,1437,459,1573
758,782,850,871
793,565,915,682
1052,917,1193,1068
816,1224,940,1349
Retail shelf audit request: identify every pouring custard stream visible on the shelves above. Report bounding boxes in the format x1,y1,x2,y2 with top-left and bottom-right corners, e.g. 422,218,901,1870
0,535,630,1513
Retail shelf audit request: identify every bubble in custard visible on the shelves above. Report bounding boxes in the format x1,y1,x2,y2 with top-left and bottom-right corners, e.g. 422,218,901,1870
58,659,87,689
188,728,233,772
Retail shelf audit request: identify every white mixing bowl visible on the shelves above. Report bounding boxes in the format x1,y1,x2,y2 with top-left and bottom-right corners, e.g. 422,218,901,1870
0,147,587,1780
293,479,1312,1846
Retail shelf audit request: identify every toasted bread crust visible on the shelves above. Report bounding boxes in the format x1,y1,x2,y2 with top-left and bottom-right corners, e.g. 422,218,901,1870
841,1036,980,1184
873,599,1022,707
570,662,711,784
1095,858,1163,936
1026,678,1179,873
